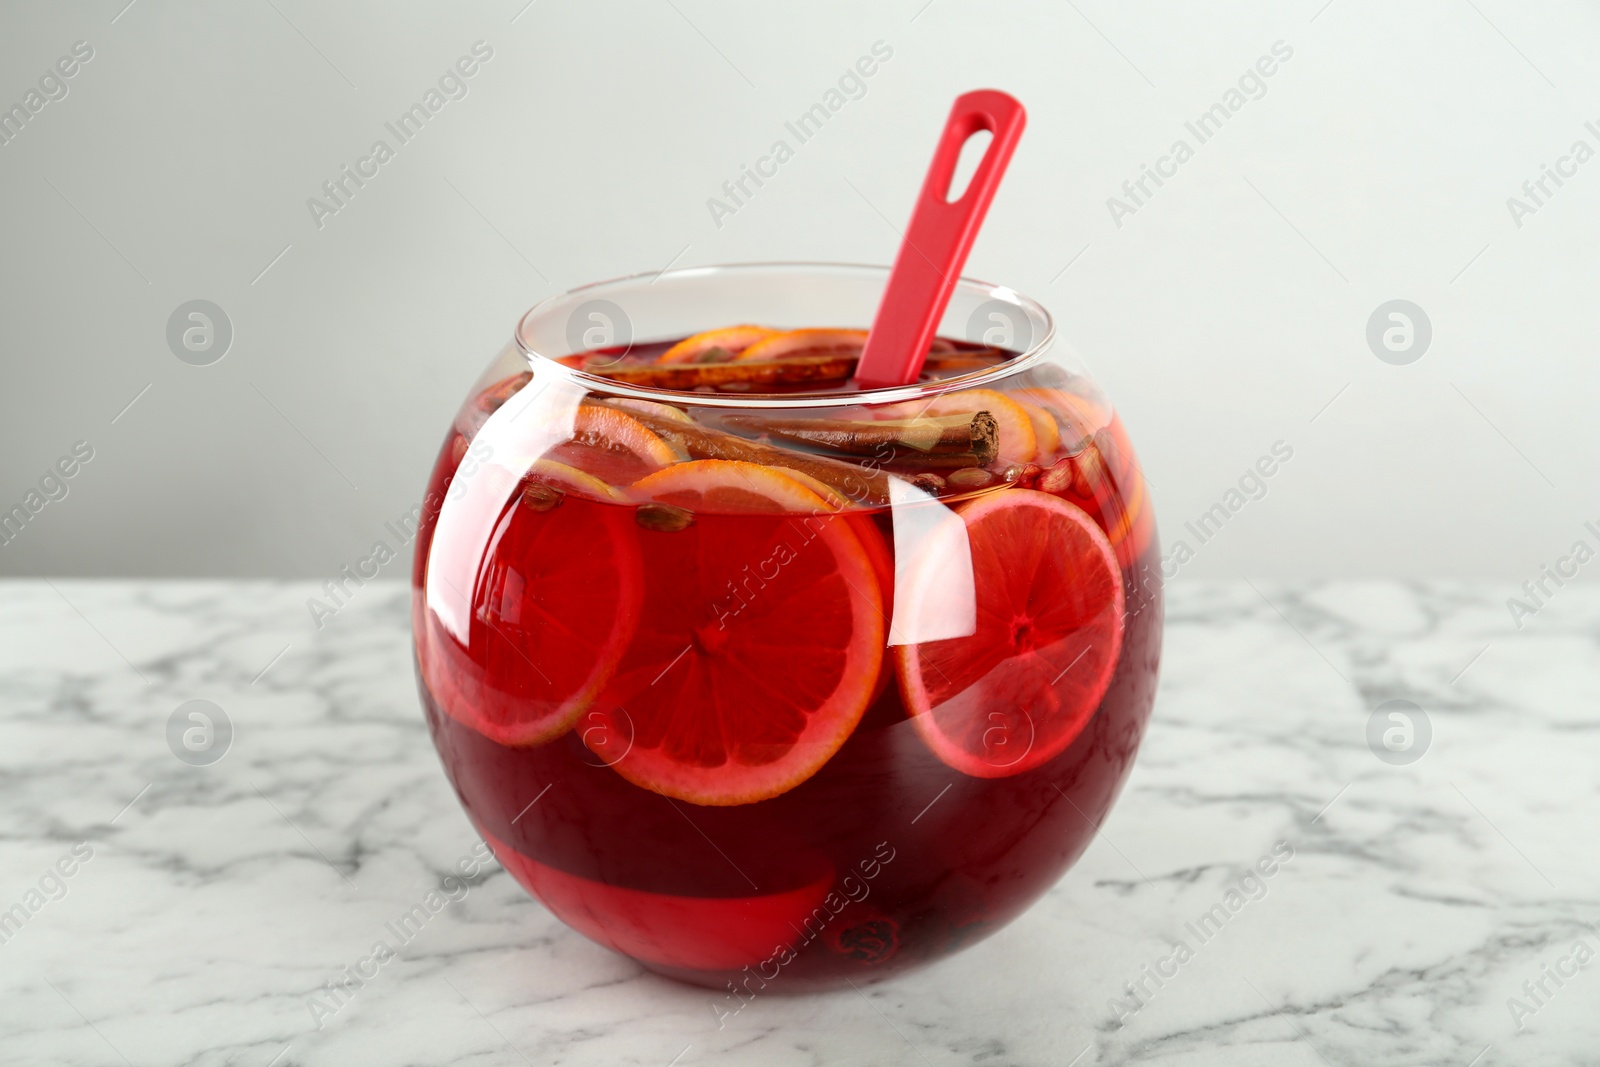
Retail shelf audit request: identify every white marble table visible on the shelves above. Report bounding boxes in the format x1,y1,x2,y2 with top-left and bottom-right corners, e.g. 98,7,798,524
1,579,1595,1066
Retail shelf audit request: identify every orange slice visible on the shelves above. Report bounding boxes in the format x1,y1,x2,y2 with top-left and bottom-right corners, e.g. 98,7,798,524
605,398,695,424
1097,414,1141,486
1123,495,1156,568
1103,463,1141,545
523,458,627,502
896,489,1125,778
1014,398,1062,457
546,406,678,486
879,389,1038,463
630,458,837,514
1107,465,1154,568
657,326,777,364
752,466,894,700
736,328,868,362
776,467,848,509
1035,415,1150,562
1016,387,1112,452
588,460,885,804
420,461,645,746
844,510,895,702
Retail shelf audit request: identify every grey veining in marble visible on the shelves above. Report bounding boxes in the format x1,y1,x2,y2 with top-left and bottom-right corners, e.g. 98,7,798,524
1,579,1596,1066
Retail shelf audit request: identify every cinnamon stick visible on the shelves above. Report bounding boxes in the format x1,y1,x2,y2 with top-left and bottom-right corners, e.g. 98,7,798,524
875,452,987,473
583,353,857,389
594,404,891,506
718,411,998,464
578,349,1011,389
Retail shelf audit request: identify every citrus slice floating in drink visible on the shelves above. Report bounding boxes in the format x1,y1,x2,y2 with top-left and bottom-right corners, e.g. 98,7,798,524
657,325,778,364
588,460,885,805
604,397,695,425
846,511,895,702
896,489,1124,778
1013,397,1062,456
774,467,849,509
737,328,868,362
631,458,835,514
421,459,644,746
758,467,894,702
1016,386,1111,453
547,405,679,486
1117,490,1150,566
1107,464,1153,568
523,457,627,503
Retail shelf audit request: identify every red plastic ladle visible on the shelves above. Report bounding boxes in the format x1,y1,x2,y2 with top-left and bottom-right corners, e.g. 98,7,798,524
853,89,1027,389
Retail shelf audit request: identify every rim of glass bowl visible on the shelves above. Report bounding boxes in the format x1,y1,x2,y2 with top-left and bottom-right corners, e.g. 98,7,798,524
512,261,1056,410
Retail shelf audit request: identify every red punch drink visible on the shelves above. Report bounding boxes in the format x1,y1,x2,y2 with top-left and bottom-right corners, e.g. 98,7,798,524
412,265,1162,996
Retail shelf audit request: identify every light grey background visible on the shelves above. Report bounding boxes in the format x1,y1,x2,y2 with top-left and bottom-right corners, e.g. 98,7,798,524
0,0,1594,579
